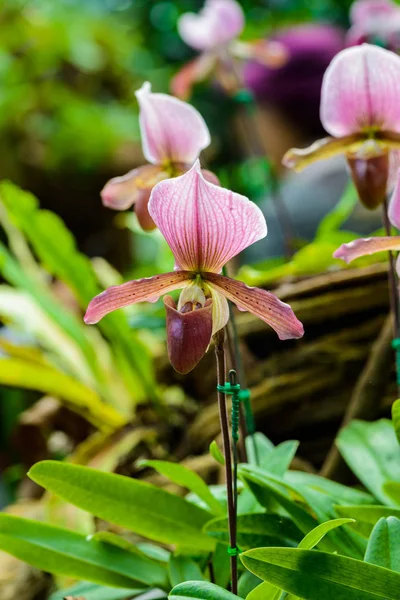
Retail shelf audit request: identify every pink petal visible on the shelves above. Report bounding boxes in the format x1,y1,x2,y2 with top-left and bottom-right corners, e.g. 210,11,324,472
136,82,210,165
321,44,400,137
178,0,244,52
148,160,267,272
164,296,213,374
333,236,400,264
389,175,400,230
204,273,304,341
350,0,396,25
84,271,192,324
101,165,165,211
171,54,216,100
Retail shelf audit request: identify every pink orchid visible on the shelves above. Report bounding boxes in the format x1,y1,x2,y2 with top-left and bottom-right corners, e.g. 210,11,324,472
172,0,287,99
334,172,400,269
86,161,304,374
101,82,211,230
347,0,400,48
283,44,400,210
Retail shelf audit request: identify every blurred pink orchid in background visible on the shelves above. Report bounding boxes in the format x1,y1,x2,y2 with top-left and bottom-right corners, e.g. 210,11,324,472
86,161,303,374
101,81,212,230
172,0,287,99
334,171,400,269
283,44,400,209
347,0,400,49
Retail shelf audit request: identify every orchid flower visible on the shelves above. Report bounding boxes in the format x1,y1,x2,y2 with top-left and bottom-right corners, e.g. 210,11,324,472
86,161,303,374
283,44,400,210
347,0,400,49
101,82,211,230
173,0,287,99
334,171,400,269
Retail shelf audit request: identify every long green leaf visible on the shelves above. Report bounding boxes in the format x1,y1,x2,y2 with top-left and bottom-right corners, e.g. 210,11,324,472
241,547,400,599
382,481,400,507
285,471,375,505
335,505,400,538
0,357,124,429
365,517,400,572
169,581,240,600
246,581,280,600
392,399,400,444
337,419,400,505
141,460,223,515
297,518,355,549
29,461,214,550
0,514,166,588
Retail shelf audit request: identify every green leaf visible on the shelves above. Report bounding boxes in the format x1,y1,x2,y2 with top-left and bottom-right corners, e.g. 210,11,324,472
169,581,240,600
297,518,355,549
335,505,400,538
337,419,400,505
204,513,303,550
392,399,400,444
382,481,400,507
168,555,204,587
29,461,214,551
210,441,225,466
49,581,143,600
211,542,231,589
0,357,124,429
245,433,274,466
365,517,400,572
316,181,358,237
0,514,166,588
241,547,400,599
262,441,299,477
246,581,280,600
140,460,223,515
285,471,375,505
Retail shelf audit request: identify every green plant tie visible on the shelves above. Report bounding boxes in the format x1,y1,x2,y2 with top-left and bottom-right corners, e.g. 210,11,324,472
227,545,241,556
217,382,241,443
238,388,255,435
392,338,400,385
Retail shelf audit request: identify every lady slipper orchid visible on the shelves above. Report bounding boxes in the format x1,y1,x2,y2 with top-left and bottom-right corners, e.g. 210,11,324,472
101,81,211,230
85,161,304,374
347,0,400,49
173,0,287,99
283,44,400,210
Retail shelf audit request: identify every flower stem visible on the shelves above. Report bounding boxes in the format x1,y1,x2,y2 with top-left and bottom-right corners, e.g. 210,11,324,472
214,329,238,594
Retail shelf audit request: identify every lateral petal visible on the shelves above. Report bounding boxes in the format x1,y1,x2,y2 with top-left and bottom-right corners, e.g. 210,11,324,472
101,165,166,210
333,236,400,264
283,134,362,172
204,273,304,341
84,271,192,324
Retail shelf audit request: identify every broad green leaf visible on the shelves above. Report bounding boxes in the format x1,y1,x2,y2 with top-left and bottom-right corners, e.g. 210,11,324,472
210,441,225,466
204,513,302,550
140,460,223,515
29,461,214,550
245,433,274,466
238,571,261,598
169,581,240,600
241,547,400,599
392,399,400,444
337,419,400,505
365,517,400,572
212,542,231,589
262,441,299,477
382,481,400,507
297,518,355,549
0,514,166,588
335,505,400,538
285,471,375,505
49,581,143,600
0,357,124,429
246,581,280,600
168,555,204,587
